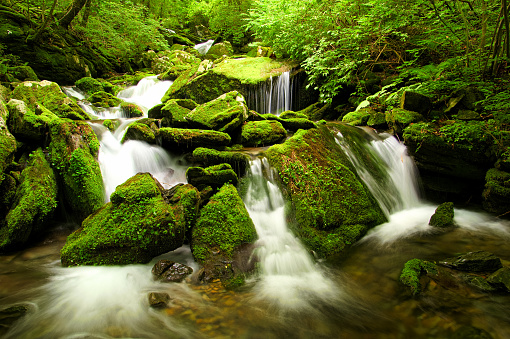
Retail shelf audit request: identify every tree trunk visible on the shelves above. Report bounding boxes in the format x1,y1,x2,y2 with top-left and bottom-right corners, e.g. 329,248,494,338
59,0,87,29
81,0,92,27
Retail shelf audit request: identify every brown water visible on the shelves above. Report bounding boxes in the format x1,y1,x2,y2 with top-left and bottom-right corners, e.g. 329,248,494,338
1,214,509,339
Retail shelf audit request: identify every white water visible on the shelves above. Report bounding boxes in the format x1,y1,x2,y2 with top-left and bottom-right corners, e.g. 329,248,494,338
247,71,293,115
244,158,341,311
117,76,172,115
194,39,215,55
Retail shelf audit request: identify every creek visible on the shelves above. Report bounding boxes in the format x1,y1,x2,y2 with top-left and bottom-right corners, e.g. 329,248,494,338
1,75,510,338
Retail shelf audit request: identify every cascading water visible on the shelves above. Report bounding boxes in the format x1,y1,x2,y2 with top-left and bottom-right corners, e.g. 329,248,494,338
194,39,215,55
117,76,172,114
243,158,341,312
246,71,293,115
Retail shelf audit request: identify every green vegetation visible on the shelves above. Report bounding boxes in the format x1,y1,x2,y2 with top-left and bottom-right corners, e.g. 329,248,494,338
429,202,455,228
241,120,286,147
186,163,238,191
192,147,250,177
158,127,231,153
400,259,438,295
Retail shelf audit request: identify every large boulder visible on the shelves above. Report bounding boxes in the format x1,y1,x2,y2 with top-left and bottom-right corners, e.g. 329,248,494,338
121,121,157,144
265,124,386,257
439,251,503,272
48,119,104,221
60,174,199,266
0,110,16,185
191,184,257,285
0,148,58,251
185,91,248,134
75,77,116,96
88,91,122,108
192,147,250,177
162,57,295,104
241,120,287,147
149,99,198,128
11,81,90,120
205,42,234,60
428,202,455,228
400,90,432,115
6,99,58,143
482,168,510,215
158,127,231,153
153,50,201,79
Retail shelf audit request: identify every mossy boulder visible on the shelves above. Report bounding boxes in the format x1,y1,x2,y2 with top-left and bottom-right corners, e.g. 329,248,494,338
162,57,295,104
297,102,337,121
399,259,438,295
88,91,122,108
6,99,58,142
120,102,144,118
153,50,201,79
0,148,58,251
191,184,257,284
400,90,432,115
158,127,231,153
186,163,238,190
385,108,424,134
342,108,374,126
121,122,156,144
279,111,308,120
186,91,248,133
278,117,317,131
265,124,386,257
482,168,510,215
11,81,90,120
192,147,250,177
429,202,455,228
205,42,234,60
241,120,287,147
5,65,39,82
75,77,115,96
60,174,194,266
48,119,104,221
0,116,17,184
150,99,198,128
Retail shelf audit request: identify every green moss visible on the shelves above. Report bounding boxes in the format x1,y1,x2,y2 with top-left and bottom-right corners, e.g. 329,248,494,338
241,120,287,147
186,163,238,190
385,108,424,133
191,184,257,263
120,102,144,118
265,124,386,257
121,122,156,144
278,118,317,131
399,259,437,295
75,77,106,96
192,147,250,177
102,119,116,131
429,202,455,228
88,91,122,108
61,173,188,266
11,81,90,120
0,148,58,250
279,111,308,120
212,57,293,85
482,168,510,214
6,99,59,142
342,108,373,126
158,127,231,153
0,118,17,182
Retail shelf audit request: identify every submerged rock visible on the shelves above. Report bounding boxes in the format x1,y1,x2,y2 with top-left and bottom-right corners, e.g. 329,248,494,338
487,267,510,291
0,148,58,251
265,123,386,257
148,292,171,308
191,184,257,285
152,259,193,283
439,251,503,272
429,202,455,228
60,174,190,266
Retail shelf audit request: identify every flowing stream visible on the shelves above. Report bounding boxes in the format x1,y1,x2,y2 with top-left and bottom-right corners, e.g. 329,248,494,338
1,75,510,338
246,71,293,115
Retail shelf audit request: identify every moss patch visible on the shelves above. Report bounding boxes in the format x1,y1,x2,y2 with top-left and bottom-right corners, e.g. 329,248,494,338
158,127,231,153
429,202,455,228
192,147,250,177
241,120,287,147
399,259,438,295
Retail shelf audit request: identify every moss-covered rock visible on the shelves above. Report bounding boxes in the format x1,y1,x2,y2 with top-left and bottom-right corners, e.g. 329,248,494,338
5,65,39,82
120,102,144,118
88,91,122,108
153,50,201,79
482,168,510,215
385,108,424,134
186,163,238,190
60,174,192,266
150,99,198,129
297,102,337,121
400,90,432,115
278,117,317,131
192,147,250,177
0,173,17,218
6,99,58,143
279,111,308,120
191,184,257,284
205,42,234,60
342,108,374,126
439,251,503,272
0,115,16,185
162,57,295,104
487,267,510,291
0,148,58,251
121,122,156,144
429,202,455,228
75,77,115,96
265,124,386,257
241,120,287,147
48,119,104,221
11,81,90,120
158,127,231,153
399,259,438,295
186,91,248,133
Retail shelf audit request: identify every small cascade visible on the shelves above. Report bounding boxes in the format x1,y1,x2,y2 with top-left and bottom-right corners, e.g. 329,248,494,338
90,122,187,201
246,71,293,115
335,129,421,217
117,76,172,114
244,158,340,311
194,39,215,55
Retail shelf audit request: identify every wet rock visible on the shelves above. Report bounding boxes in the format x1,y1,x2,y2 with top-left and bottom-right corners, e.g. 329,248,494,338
241,120,287,147
451,326,493,339
482,168,510,215
192,147,250,177
0,114,17,184
148,292,171,308
88,91,122,108
342,108,373,126
439,251,503,273
429,202,454,228
463,275,497,292
75,77,115,96
385,108,424,135
0,304,31,336
152,259,193,283
457,109,482,121
158,127,231,153
487,267,510,291
186,163,238,191
399,258,438,295
400,90,432,115
120,102,144,118
122,122,156,144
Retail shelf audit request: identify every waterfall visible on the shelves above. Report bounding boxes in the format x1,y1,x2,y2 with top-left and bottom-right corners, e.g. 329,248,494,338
243,158,341,311
117,76,172,114
335,129,421,217
194,39,215,55
246,71,293,115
